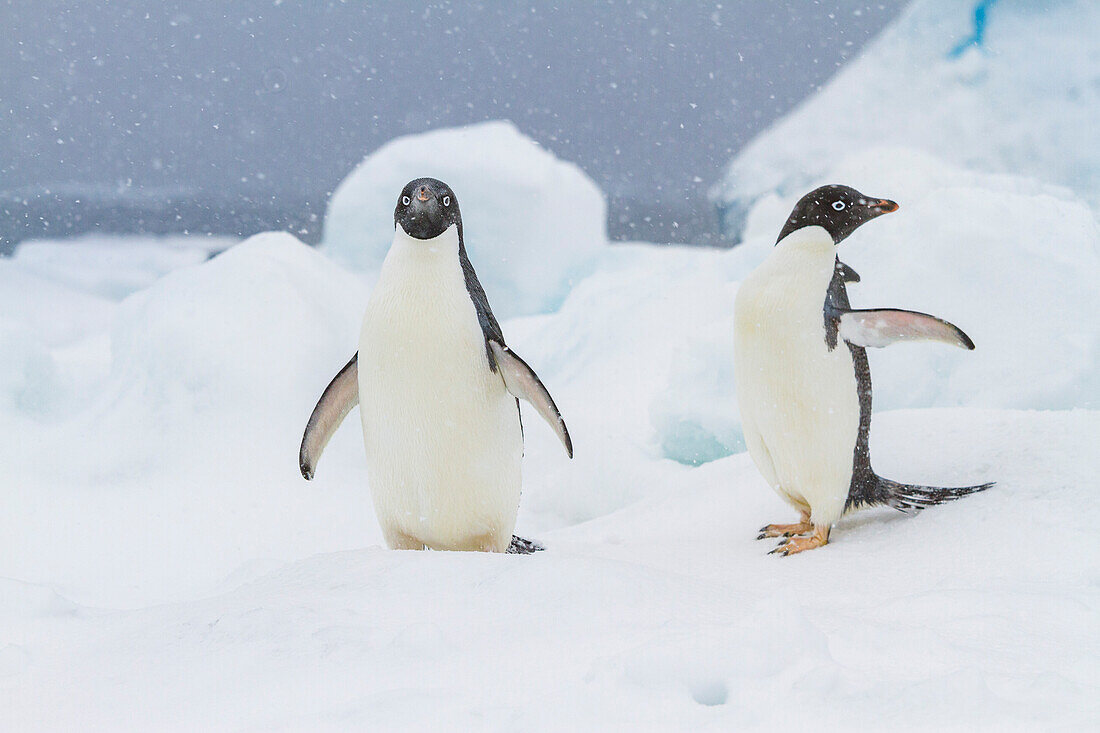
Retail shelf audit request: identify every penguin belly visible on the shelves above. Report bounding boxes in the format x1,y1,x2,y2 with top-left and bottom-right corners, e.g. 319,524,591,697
358,227,523,551
733,227,860,527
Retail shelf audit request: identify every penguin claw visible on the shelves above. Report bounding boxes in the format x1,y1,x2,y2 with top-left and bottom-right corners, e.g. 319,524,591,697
768,530,829,556
756,520,813,539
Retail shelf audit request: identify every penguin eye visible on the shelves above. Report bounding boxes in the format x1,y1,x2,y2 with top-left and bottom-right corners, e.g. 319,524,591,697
402,196,411,206
832,201,846,211
442,195,451,207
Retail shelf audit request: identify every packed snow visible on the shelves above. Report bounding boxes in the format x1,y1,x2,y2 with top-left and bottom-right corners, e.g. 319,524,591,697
711,0,1100,238
4,3,1100,727
3,405,1097,729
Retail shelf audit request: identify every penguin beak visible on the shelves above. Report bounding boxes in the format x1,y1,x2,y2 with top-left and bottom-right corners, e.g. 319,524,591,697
870,199,899,214
417,185,432,202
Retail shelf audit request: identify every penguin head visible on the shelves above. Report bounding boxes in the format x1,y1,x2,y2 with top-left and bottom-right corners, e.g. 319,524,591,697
777,184,898,244
394,177,462,240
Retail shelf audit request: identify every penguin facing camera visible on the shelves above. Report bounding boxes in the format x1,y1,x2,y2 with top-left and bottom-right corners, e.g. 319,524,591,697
733,185,992,556
299,178,572,553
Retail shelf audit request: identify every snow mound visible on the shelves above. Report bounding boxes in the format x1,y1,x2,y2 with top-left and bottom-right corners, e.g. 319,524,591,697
711,0,1100,238
0,235,235,419
0,261,113,418
322,120,607,317
0,232,375,606
10,234,233,301
0,321,58,415
500,244,742,522
107,231,363,440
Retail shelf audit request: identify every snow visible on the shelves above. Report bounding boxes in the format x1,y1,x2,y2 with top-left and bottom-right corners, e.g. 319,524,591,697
3,408,1097,729
711,0,1100,238
9,234,233,301
322,120,608,317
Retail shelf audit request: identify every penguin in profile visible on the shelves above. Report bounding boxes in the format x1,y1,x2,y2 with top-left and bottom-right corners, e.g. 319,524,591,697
733,185,992,556
299,177,572,553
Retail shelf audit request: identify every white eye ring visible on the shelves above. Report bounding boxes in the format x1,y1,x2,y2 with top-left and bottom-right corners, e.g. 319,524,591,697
832,201,846,211
442,195,451,207
402,196,411,206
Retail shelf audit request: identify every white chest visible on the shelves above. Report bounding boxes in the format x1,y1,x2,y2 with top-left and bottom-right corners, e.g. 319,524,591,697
356,226,522,549
734,227,839,365
732,226,860,523
360,226,489,392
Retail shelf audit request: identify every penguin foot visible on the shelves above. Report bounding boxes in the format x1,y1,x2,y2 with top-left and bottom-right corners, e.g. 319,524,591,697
768,525,829,556
756,513,812,540
507,535,545,554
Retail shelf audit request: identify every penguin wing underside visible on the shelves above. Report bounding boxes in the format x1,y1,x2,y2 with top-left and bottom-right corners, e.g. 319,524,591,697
839,309,975,350
489,341,573,458
299,353,359,480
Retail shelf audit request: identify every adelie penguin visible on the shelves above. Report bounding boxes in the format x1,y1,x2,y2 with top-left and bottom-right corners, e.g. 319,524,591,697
299,177,572,553
733,184,992,556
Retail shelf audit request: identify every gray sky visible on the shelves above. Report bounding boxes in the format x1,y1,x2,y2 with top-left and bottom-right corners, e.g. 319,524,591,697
1,1,907,245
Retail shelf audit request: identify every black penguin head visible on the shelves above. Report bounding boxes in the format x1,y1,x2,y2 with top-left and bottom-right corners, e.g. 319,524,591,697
394,177,462,240
777,184,898,244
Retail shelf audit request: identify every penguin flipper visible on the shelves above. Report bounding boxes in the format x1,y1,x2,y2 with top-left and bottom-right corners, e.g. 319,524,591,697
299,353,359,480
838,309,975,350
489,341,573,458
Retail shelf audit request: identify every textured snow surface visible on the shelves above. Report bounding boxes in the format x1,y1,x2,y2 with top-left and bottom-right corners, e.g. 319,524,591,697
2,408,1097,730
322,120,607,317
712,0,1100,236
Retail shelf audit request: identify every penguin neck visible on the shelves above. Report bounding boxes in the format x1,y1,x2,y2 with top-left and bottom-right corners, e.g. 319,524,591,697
775,224,834,251
390,223,461,259
771,225,836,268
377,223,464,295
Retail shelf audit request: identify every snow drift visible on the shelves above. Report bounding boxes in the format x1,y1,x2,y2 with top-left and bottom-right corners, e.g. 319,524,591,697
3,408,1097,730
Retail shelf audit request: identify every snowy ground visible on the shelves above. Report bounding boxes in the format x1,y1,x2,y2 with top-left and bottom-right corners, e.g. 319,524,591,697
3,1,1099,728
3,407,1097,730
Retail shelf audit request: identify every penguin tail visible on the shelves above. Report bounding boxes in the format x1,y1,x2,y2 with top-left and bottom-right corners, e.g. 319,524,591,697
507,535,545,554
878,475,994,513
